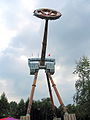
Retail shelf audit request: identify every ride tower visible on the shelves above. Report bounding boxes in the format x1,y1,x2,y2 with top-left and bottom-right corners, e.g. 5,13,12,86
20,8,76,120
27,8,66,115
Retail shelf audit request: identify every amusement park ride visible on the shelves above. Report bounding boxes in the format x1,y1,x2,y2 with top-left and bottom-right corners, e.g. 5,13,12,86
20,8,76,120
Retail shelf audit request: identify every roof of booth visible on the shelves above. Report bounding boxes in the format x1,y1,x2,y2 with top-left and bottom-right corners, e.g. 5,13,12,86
0,117,19,120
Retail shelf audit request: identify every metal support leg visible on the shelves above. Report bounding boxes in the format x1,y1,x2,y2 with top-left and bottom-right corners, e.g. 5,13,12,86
46,72,57,117
48,73,67,113
27,72,38,115
46,72,55,111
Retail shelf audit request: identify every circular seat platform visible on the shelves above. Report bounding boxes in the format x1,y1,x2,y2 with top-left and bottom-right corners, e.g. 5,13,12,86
34,8,62,20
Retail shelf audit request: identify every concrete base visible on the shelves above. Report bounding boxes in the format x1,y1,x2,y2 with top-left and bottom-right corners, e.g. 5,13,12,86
20,115,30,120
64,114,76,120
53,117,61,120
53,113,76,120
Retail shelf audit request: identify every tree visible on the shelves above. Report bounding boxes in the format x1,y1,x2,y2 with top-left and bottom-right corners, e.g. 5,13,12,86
40,98,54,120
9,101,17,118
31,100,41,120
56,105,64,119
16,99,26,118
25,98,29,114
30,98,55,120
66,104,76,114
0,92,9,118
73,56,90,120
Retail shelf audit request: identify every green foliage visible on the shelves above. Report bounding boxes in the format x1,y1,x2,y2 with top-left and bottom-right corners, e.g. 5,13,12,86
0,92,9,118
16,99,26,118
66,104,76,114
56,105,64,119
9,101,17,117
31,98,55,120
73,56,90,120
40,98,54,120
0,92,57,120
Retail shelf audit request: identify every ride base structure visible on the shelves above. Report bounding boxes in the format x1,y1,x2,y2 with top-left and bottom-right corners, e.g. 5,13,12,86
20,8,76,120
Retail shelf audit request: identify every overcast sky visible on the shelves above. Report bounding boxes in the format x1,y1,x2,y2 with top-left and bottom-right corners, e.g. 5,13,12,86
0,0,90,106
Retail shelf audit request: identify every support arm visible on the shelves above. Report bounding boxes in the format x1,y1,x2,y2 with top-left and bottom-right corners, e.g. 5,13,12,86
27,72,38,115
46,73,55,109
40,20,48,66
48,72,67,113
